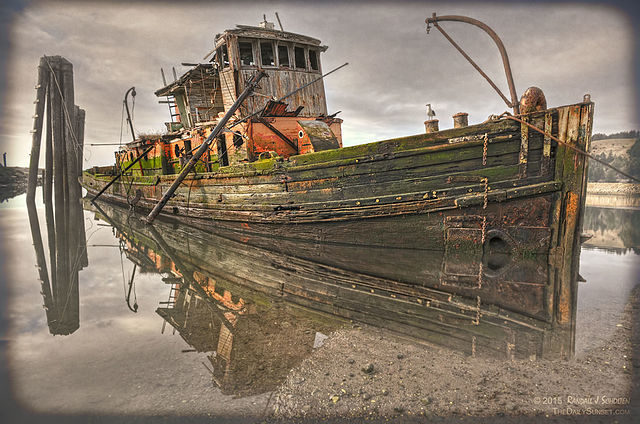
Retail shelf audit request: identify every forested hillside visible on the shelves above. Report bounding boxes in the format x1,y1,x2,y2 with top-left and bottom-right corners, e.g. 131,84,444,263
588,131,639,182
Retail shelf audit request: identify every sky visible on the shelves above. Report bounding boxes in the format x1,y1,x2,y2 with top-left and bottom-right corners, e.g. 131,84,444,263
0,0,638,168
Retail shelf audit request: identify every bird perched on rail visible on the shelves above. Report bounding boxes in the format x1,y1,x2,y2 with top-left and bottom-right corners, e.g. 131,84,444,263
426,104,436,120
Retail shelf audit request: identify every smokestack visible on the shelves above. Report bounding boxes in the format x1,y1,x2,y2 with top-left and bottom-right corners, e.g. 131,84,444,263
453,112,468,128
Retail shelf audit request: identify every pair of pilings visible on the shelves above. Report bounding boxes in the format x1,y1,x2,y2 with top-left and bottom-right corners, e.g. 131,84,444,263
28,56,85,206
27,56,86,335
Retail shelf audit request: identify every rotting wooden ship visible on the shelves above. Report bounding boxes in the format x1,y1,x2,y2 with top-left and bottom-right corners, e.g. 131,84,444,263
81,14,594,356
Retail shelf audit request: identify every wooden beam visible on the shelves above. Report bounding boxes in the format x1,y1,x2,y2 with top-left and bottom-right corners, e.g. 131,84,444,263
255,117,298,152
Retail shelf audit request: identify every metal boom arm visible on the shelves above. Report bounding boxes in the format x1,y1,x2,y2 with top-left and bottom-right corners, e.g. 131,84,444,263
426,13,520,114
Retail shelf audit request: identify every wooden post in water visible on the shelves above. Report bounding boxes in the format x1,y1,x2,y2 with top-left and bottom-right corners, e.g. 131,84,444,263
27,57,49,203
43,81,53,204
27,55,85,335
47,57,70,298
61,59,81,282
74,106,85,177
74,106,88,268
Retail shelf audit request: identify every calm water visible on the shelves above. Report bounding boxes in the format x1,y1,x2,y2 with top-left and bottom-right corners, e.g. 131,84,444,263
1,189,638,420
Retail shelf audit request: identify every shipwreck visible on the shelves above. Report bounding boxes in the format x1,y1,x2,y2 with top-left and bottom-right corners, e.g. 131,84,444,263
81,14,594,358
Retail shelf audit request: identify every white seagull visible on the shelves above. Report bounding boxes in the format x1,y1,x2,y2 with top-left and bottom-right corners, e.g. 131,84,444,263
426,104,436,119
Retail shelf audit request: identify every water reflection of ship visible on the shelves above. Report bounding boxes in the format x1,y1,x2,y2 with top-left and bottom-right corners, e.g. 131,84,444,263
582,206,640,253
89,200,578,370
157,273,338,397
93,200,340,397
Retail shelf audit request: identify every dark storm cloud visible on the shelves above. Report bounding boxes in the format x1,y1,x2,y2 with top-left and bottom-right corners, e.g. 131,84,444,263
1,1,637,167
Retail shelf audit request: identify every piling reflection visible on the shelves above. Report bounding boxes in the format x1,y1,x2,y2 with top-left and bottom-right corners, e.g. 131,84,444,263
86,199,576,397
26,188,86,336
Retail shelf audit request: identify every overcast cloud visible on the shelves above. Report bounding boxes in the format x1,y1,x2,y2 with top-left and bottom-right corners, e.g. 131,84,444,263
0,0,638,168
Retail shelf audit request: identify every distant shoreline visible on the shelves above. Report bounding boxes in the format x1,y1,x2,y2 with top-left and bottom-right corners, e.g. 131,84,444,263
586,182,640,208
0,167,43,202
587,182,640,195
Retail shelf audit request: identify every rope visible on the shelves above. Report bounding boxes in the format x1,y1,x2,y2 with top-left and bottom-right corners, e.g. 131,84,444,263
494,112,640,183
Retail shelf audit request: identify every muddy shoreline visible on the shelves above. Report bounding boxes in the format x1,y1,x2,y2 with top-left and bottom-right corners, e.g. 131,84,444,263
265,287,639,423
0,167,41,202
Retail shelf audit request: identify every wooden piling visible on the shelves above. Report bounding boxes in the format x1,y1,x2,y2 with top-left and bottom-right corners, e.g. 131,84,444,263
74,106,85,177
27,57,48,202
48,57,70,299
61,58,79,242
27,55,85,335
60,58,81,330
74,106,88,268
43,82,53,204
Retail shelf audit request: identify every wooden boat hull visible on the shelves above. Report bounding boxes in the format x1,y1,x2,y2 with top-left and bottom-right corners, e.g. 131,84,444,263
82,103,591,228
83,101,594,358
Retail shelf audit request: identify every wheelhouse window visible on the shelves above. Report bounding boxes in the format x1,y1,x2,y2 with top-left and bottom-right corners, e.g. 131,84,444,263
277,44,290,67
217,44,229,68
294,46,306,69
260,41,275,67
239,41,255,66
309,49,319,71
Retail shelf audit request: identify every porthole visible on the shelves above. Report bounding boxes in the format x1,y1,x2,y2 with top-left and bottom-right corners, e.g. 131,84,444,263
482,229,513,276
298,130,304,139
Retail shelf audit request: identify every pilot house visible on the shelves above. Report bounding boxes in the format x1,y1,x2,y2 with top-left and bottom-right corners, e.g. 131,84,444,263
117,19,342,176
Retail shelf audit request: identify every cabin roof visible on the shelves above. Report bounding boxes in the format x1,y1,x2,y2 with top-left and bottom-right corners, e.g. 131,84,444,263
155,63,216,97
215,25,326,49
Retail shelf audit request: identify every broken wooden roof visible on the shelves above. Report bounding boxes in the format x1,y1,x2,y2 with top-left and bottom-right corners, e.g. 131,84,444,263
154,63,216,97
214,25,327,50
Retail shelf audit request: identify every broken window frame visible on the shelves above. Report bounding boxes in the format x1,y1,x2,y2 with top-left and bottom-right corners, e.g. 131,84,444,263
276,43,290,68
217,44,230,69
308,49,320,72
260,40,276,67
238,40,256,67
294,45,307,70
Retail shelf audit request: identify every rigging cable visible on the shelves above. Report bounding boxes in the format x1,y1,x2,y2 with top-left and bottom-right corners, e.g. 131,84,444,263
119,100,125,146
495,112,640,184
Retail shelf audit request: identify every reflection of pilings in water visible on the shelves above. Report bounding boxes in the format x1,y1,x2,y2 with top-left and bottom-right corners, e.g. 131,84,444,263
26,201,57,330
27,55,86,335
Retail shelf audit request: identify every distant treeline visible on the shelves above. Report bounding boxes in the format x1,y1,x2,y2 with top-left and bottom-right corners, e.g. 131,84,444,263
588,131,640,182
592,130,639,141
